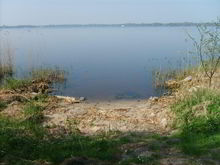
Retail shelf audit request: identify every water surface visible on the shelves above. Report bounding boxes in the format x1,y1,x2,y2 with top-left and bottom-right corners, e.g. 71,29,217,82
0,27,197,100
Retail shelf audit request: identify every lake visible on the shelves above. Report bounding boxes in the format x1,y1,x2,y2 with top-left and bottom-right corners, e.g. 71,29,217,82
0,26,197,100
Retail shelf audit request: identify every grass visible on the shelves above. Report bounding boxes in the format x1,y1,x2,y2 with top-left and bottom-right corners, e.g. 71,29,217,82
0,116,124,165
23,103,44,124
30,67,66,83
172,89,220,160
0,42,14,79
0,115,165,165
1,78,31,90
0,67,66,93
152,57,220,90
0,65,13,78
152,64,202,89
0,98,166,165
1,89,219,164
0,99,126,165
0,41,66,85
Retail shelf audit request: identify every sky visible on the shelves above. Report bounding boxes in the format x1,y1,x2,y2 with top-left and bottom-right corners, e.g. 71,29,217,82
0,0,219,25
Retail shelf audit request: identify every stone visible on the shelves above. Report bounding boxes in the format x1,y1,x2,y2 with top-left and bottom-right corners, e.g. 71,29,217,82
56,95,77,103
31,92,38,96
188,87,197,92
149,97,159,102
160,118,168,128
56,96,86,103
163,91,172,96
183,76,192,82
79,97,85,101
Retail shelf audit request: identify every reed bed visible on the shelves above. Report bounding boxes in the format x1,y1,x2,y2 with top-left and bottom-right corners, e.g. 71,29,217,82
0,43,14,78
30,66,67,83
152,57,201,89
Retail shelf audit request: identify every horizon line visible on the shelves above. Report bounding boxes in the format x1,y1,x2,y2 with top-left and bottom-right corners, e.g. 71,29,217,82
0,22,216,28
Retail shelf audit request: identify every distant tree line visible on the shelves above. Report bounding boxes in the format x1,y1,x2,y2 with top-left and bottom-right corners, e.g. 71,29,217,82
0,22,217,29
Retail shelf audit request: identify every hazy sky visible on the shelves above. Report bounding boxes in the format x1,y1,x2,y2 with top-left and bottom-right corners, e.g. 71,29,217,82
0,0,219,25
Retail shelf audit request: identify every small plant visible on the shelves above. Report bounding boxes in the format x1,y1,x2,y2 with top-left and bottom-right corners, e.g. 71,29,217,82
187,19,220,87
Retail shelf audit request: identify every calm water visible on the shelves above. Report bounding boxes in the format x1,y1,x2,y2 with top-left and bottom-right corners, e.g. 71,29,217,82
0,27,197,100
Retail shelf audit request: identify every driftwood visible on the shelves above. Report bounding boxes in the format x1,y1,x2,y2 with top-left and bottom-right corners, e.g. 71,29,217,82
55,95,85,104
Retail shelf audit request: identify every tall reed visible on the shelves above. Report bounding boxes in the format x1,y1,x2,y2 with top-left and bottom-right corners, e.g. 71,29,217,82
0,41,14,78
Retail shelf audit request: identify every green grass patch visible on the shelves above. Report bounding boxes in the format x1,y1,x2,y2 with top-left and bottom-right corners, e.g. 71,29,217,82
172,89,220,159
172,89,220,134
23,103,44,116
1,78,31,90
33,93,48,101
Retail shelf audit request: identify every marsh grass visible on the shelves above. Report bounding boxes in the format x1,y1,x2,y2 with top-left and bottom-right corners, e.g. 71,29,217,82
0,42,14,79
30,67,66,83
152,55,220,90
0,67,67,93
152,66,199,90
152,56,201,89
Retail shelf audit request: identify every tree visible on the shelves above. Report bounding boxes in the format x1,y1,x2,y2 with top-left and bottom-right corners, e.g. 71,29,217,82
187,20,220,87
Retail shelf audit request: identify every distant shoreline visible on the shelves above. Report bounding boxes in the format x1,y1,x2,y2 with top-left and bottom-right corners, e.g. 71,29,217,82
0,22,216,29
